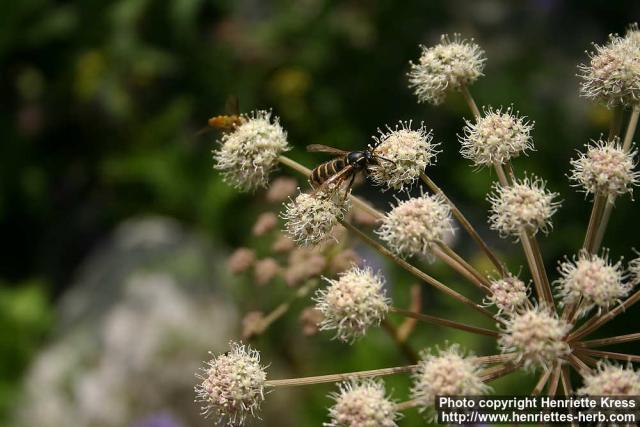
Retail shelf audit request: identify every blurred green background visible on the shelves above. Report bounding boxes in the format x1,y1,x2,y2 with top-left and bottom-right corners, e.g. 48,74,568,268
2,0,640,426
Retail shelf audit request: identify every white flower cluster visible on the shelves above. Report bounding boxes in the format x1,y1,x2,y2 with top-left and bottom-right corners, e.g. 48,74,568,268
569,138,638,197
488,175,560,239
195,342,267,425
408,34,486,105
578,31,640,108
459,107,534,167
487,275,529,314
325,379,399,427
498,307,571,371
314,267,390,343
578,362,640,396
411,345,490,413
369,121,439,191
213,110,289,191
282,190,350,246
555,252,630,316
376,193,453,258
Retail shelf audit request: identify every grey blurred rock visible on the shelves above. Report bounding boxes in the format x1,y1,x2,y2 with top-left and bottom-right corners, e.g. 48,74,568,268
13,216,237,427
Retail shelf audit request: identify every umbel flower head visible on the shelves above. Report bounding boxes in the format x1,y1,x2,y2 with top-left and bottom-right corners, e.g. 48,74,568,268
459,106,534,167
195,341,267,426
213,110,290,191
578,362,640,396
569,138,639,198
408,34,486,105
281,190,350,247
325,379,399,427
369,121,439,191
376,193,453,258
578,32,640,108
498,307,571,371
555,251,630,316
314,266,390,343
411,344,490,413
488,175,560,239
486,275,529,314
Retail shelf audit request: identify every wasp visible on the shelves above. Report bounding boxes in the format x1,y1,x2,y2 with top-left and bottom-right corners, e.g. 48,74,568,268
306,142,395,196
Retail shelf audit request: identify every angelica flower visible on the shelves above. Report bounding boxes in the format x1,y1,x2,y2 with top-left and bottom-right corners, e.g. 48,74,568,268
376,193,453,258
408,34,486,105
578,362,640,396
488,175,560,239
195,342,267,425
498,307,571,371
569,138,639,197
578,33,640,108
213,110,290,191
411,345,490,413
369,121,439,191
555,252,630,316
314,266,390,343
325,379,399,427
459,107,534,167
281,191,350,247
487,275,529,314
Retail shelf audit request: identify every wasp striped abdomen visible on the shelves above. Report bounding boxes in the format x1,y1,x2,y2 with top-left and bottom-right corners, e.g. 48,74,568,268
310,157,347,188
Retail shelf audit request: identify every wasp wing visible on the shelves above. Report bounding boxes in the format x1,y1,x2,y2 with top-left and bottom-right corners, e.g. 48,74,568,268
225,95,240,115
306,144,350,156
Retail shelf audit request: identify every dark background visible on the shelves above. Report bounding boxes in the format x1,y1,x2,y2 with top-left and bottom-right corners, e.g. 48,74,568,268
2,1,640,425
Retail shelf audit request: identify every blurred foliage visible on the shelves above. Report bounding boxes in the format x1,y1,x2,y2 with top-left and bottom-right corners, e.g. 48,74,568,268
2,0,640,425
0,281,51,418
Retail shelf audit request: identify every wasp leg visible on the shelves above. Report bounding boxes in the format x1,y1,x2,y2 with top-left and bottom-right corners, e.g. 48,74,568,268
342,173,356,203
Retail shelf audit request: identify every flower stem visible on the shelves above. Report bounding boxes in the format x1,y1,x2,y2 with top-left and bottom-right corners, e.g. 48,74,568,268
568,289,640,341
461,86,481,119
265,365,417,387
568,354,592,375
473,353,517,365
433,242,491,293
480,362,522,382
339,219,496,320
420,173,506,276
573,348,640,363
389,306,498,337
531,369,552,395
582,192,607,253
575,332,640,348
395,399,420,411
256,280,318,335
381,319,419,363
526,231,554,309
559,365,573,396
548,366,561,396
591,106,640,252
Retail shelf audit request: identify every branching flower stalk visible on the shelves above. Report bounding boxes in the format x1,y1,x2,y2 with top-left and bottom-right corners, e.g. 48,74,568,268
199,28,640,426
592,106,640,251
